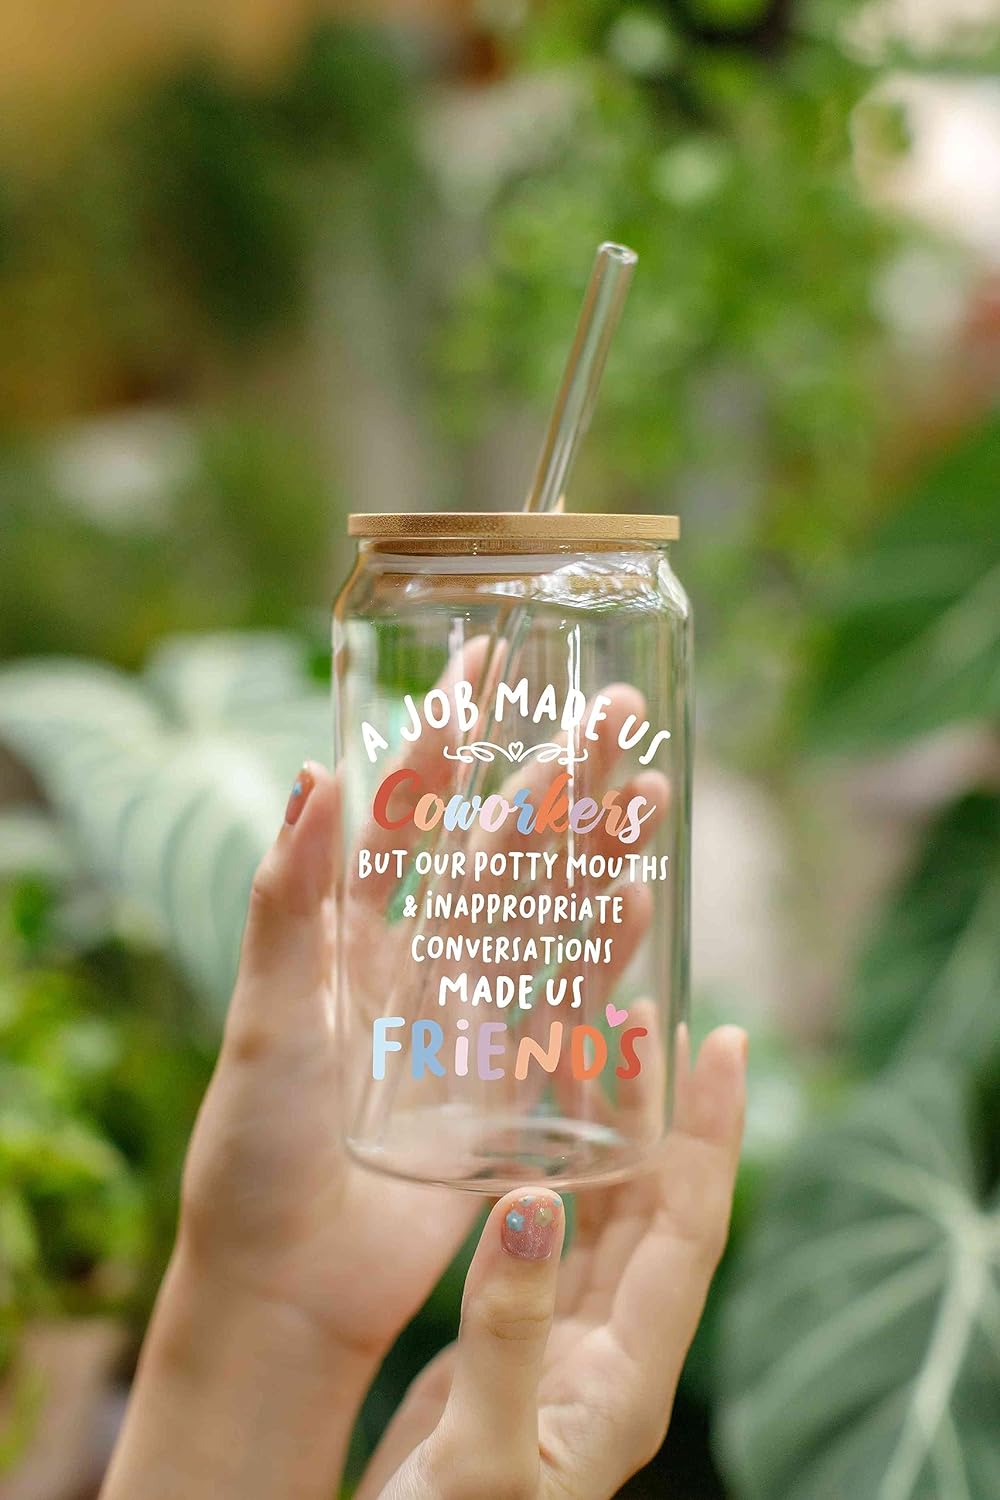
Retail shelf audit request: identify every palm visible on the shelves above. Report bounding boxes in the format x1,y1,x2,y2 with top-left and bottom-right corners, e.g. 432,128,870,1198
357,1026,741,1500
354,1173,670,1499
181,890,476,1358
180,641,692,1377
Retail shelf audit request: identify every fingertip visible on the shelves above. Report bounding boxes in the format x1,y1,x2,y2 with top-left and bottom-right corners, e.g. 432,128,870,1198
699,1024,749,1077
448,1185,563,1446
497,1187,564,1263
283,762,339,901
447,633,501,689
283,761,316,828
678,1025,748,1153
623,878,655,923
632,768,671,814
284,760,337,835
246,763,338,932
603,681,648,724
674,1019,691,1077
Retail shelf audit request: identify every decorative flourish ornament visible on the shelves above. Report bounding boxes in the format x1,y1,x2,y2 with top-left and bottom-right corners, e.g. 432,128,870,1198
443,739,588,766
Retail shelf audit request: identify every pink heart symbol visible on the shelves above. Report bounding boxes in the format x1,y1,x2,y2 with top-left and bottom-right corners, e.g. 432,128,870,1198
606,1003,628,1028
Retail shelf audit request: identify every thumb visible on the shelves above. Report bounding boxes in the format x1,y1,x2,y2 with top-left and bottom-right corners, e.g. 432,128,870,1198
422,1188,564,1496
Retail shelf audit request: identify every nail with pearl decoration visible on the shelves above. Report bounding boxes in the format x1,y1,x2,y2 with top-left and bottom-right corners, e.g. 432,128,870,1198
501,1191,563,1260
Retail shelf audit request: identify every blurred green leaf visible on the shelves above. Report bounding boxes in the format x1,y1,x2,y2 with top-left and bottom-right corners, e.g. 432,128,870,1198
0,991,143,1307
272,22,415,154
0,812,76,885
804,415,1000,752
0,1357,43,1473
682,1000,850,1406
847,792,1000,1073
0,634,328,1010
0,900,212,1333
717,1065,1000,1500
684,0,774,27
0,1191,38,1281
439,5,911,758
0,418,338,671
606,9,681,76
135,71,304,343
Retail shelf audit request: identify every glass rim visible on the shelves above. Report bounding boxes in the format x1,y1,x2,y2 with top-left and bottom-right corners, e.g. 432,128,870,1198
347,511,680,542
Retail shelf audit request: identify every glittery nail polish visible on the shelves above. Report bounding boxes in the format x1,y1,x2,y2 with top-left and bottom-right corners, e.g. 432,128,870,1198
501,1192,562,1260
284,764,315,827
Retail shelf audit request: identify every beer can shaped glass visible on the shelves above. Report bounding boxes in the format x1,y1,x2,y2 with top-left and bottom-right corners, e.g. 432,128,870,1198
332,512,690,1192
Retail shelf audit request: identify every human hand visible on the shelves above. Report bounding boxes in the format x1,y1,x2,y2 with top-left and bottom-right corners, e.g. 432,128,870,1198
355,1021,746,1500
101,760,480,1500
180,655,666,1342
103,644,732,1500
178,760,477,1360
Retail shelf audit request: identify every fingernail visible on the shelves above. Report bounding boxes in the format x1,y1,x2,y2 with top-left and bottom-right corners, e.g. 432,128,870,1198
737,1029,749,1065
501,1191,562,1261
284,764,316,827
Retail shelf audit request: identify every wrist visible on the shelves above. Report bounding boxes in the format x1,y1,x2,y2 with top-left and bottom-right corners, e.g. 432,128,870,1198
102,1239,378,1500
161,1229,381,1389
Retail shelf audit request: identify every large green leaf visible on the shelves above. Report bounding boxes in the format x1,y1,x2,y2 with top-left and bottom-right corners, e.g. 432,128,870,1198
848,793,1000,1073
804,415,1000,752
716,1066,1000,1500
0,633,328,1012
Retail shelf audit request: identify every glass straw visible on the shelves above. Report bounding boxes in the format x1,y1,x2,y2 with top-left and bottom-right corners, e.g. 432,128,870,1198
473,240,639,697
525,241,638,513
368,242,638,1150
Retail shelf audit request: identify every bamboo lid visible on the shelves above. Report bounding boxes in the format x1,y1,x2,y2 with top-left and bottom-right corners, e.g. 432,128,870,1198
348,512,679,542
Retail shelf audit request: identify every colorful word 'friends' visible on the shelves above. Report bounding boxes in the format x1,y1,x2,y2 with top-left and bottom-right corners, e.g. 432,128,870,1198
372,1015,647,1081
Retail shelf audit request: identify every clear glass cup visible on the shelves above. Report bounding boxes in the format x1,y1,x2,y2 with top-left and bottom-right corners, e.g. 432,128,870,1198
332,511,690,1192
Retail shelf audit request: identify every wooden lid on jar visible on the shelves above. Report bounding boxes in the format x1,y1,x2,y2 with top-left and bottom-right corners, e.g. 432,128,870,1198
348,512,679,542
